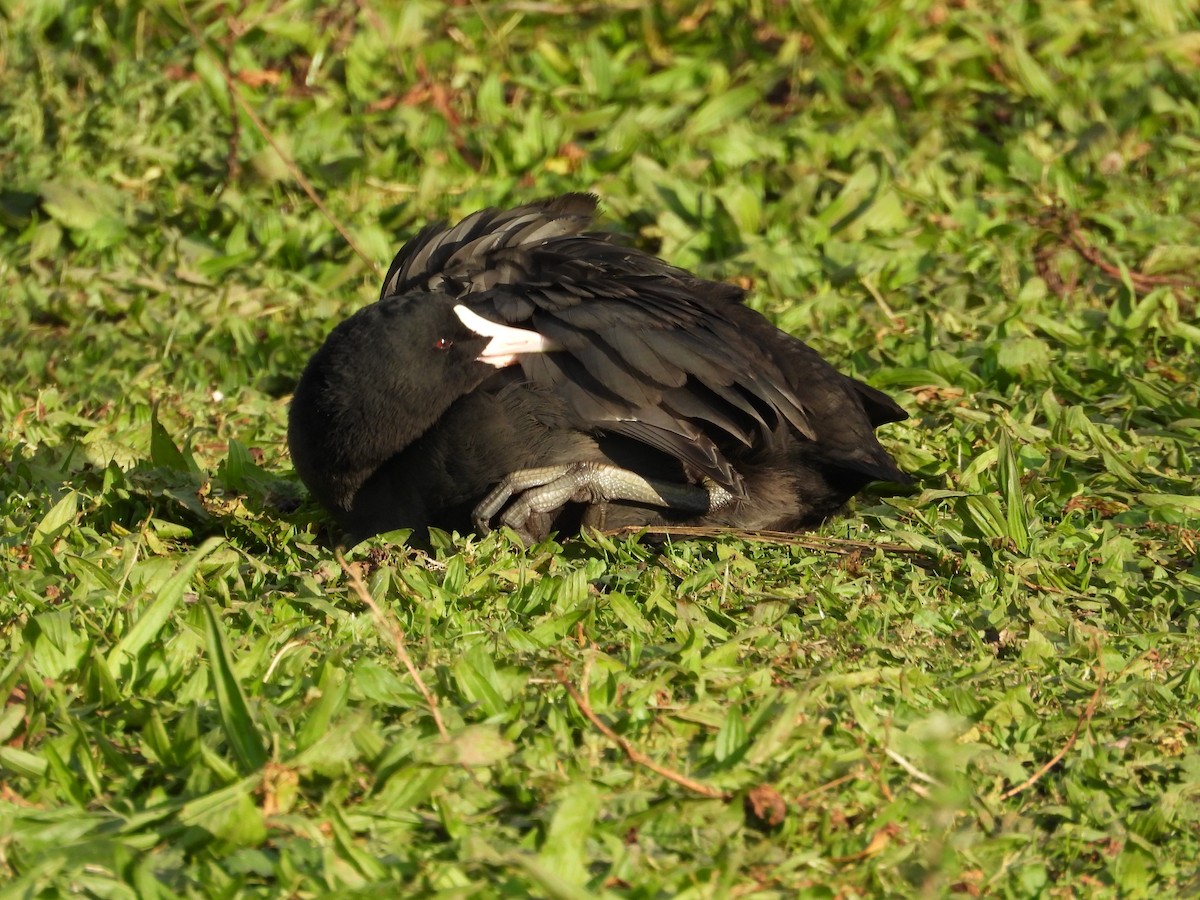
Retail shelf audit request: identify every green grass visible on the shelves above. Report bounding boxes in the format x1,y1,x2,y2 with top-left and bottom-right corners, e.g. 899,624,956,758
2,0,1199,895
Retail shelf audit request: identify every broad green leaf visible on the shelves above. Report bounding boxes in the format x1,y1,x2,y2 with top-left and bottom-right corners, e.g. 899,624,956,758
0,747,49,778
32,491,78,545
106,537,225,680
606,591,650,634
150,412,194,473
685,85,760,136
714,708,748,763
201,599,268,773
452,650,508,717
39,179,105,231
327,806,389,882
1137,493,1200,513
999,433,1030,552
818,164,882,231
538,781,599,887
426,724,516,767
959,495,1009,542
746,693,807,765
508,853,597,900
296,664,350,753
0,703,25,744
995,338,1051,375
177,777,266,847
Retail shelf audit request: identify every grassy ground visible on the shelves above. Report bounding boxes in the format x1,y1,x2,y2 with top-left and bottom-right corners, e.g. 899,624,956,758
2,0,1199,895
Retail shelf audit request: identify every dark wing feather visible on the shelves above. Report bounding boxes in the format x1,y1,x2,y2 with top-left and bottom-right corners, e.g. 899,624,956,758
849,377,909,426
491,275,815,490
379,194,862,493
379,194,599,300
532,317,666,408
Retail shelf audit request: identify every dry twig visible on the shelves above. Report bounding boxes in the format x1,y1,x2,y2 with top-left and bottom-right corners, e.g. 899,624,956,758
845,723,895,803
610,524,942,567
1038,207,1199,297
794,771,860,803
1001,671,1105,800
557,657,730,801
335,549,448,741
1064,215,1198,294
221,42,242,182
830,824,902,864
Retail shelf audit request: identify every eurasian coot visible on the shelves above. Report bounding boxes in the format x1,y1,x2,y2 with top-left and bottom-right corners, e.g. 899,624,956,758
288,194,910,545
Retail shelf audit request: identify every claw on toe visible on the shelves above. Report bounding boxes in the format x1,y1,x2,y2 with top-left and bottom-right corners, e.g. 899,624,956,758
472,461,731,544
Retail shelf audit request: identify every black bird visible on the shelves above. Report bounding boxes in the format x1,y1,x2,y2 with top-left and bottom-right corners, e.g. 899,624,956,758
288,194,910,545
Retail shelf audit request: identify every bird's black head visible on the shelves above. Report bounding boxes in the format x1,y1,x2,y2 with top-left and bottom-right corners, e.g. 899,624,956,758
288,292,497,519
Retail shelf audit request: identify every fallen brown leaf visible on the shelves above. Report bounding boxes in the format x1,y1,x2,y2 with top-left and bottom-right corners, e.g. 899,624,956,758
745,784,787,829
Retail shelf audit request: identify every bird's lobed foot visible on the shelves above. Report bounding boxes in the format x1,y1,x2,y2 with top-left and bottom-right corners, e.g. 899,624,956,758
473,461,733,543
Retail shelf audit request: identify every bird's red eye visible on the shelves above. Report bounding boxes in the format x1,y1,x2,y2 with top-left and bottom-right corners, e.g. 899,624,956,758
434,337,453,351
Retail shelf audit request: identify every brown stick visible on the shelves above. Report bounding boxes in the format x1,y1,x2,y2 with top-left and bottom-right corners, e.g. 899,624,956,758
846,723,895,803
335,549,448,741
793,771,860,803
221,42,242,183
608,525,942,564
1001,675,1104,800
829,824,901,864
176,3,381,277
556,664,730,801
1039,207,1199,296
1065,216,1198,293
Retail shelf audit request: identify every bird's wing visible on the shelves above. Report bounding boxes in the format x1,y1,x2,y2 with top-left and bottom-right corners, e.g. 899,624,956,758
379,194,601,301
380,195,816,494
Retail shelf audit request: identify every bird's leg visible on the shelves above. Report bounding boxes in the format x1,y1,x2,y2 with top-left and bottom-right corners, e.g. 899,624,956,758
473,462,734,543
580,501,609,532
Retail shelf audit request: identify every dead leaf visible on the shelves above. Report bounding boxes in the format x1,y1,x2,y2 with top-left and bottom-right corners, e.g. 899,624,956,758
1063,496,1129,518
831,823,902,863
236,69,282,88
745,783,787,829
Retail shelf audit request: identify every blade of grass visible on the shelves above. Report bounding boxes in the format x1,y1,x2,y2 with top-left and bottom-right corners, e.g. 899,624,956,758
201,598,268,773
106,536,225,681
